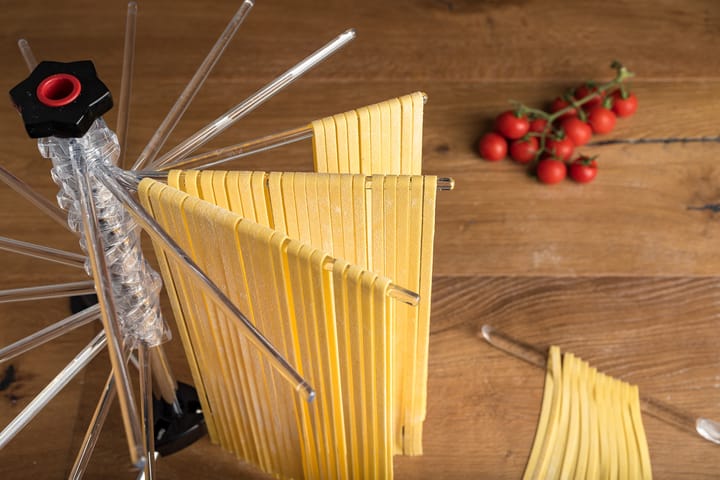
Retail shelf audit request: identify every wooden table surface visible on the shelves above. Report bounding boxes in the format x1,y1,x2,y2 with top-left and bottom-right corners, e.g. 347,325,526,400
1,0,719,478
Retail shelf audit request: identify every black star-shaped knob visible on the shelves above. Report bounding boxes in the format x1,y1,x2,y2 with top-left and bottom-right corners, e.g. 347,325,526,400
9,60,113,138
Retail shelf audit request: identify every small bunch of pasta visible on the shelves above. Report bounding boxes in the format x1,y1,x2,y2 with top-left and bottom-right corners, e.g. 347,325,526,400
524,346,652,479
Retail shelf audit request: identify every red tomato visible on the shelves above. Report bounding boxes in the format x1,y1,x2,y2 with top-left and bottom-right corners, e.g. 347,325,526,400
569,156,598,183
536,159,567,185
545,137,575,161
611,91,638,118
529,118,549,133
509,137,539,164
560,117,592,146
587,106,617,134
574,84,604,110
495,111,530,139
550,97,578,120
478,132,507,161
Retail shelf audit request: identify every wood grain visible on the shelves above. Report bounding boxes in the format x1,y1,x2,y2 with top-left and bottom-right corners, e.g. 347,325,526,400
1,0,719,478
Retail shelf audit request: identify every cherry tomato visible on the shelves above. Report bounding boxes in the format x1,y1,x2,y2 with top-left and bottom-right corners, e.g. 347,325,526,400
611,91,638,118
536,159,567,185
550,97,578,120
574,84,604,110
545,136,575,161
587,106,617,134
509,137,539,164
569,156,598,183
495,110,530,139
529,118,548,133
478,132,507,161
559,117,592,146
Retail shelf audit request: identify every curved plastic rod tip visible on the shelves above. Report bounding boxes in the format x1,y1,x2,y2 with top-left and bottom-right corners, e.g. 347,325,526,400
696,418,720,445
480,324,494,342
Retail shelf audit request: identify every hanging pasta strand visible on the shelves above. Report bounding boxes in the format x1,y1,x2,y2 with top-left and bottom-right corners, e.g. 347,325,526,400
311,92,426,175
167,169,439,455
523,347,653,480
139,177,411,479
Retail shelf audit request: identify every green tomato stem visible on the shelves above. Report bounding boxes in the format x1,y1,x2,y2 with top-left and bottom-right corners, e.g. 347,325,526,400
507,62,634,168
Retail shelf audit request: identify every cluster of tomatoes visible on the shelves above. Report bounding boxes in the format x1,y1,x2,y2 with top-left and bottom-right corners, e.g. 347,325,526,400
478,82,638,185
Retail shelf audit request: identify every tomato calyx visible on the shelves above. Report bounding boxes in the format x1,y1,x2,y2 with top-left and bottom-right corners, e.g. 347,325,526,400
575,154,598,165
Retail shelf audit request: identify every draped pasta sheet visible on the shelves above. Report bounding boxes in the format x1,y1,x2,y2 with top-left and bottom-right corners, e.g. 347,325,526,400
523,347,653,480
139,169,437,479
312,92,425,176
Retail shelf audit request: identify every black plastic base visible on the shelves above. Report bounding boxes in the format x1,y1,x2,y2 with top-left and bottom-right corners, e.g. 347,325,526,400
154,381,207,456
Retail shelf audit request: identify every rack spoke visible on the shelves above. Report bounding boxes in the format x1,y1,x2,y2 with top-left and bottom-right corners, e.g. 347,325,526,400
0,331,107,449
0,235,85,268
73,143,146,468
0,165,70,231
116,1,139,168
131,0,255,170
0,304,100,363
0,280,95,304
151,29,356,168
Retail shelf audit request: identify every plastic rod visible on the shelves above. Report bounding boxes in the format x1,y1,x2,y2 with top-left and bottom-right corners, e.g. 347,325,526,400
72,143,146,467
387,284,420,306
69,344,134,480
154,91,430,171
139,344,156,480
116,1,138,168
0,304,100,364
128,170,455,193
132,0,255,170
0,165,70,230
68,371,116,480
479,324,720,445
157,125,313,171
0,280,96,304
136,453,160,480
0,331,107,450
17,38,38,71
0,235,85,268
97,166,316,402
151,28,356,168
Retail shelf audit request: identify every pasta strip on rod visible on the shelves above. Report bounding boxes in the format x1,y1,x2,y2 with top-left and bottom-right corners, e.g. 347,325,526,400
101,169,316,401
151,91,426,173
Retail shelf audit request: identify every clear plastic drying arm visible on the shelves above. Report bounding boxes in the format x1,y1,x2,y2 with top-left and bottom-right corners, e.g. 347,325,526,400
70,344,134,480
0,235,85,268
17,38,38,71
73,145,146,468
68,371,116,480
154,87,428,171
116,1,138,168
0,331,107,450
138,344,156,479
156,124,313,171
479,324,720,445
0,280,96,303
150,28,356,169
0,165,70,230
0,304,100,363
131,0,255,171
